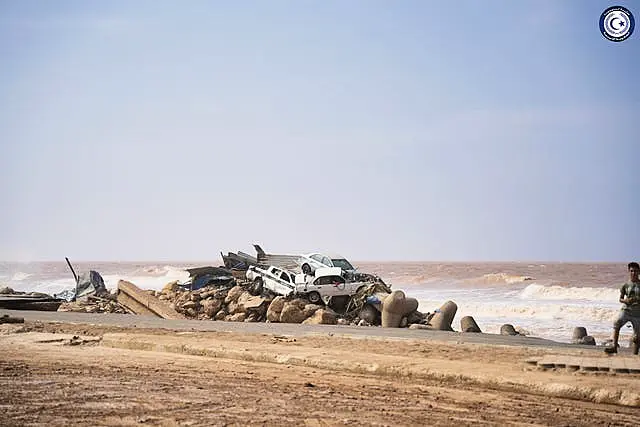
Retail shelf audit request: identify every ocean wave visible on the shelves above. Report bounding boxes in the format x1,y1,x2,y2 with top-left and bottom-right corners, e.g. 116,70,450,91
518,284,619,302
133,265,189,277
479,273,535,284
8,278,77,297
416,298,619,323
10,272,32,281
102,266,190,291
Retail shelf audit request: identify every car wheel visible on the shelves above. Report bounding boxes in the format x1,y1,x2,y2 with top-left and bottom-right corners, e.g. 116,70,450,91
251,278,263,296
302,263,312,275
307,291,322,305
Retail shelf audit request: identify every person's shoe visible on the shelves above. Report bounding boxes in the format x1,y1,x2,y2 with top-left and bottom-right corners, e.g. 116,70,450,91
604,346,618,354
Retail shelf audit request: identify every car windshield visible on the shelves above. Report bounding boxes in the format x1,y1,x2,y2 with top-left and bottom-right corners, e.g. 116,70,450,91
331,258,354,270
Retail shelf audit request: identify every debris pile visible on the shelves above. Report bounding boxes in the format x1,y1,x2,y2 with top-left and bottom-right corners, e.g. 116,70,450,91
58,294,129,314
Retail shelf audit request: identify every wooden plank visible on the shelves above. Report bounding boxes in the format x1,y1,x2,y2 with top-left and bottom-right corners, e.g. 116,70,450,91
117,280,186,320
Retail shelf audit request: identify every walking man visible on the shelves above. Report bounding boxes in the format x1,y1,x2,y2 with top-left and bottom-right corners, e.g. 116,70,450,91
605,262,640,354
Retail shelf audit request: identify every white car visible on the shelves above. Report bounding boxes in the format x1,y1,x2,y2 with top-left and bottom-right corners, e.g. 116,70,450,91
296,267,367,304
297,253,357,276
247,265,368,305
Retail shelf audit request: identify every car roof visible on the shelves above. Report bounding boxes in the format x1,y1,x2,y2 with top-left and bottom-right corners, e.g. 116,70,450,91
304,252,346,260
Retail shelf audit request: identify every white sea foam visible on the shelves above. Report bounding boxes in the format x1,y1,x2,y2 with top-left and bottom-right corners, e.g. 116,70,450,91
102,267,190,292
480,273,534,284
9,278,77,297
10,272,32,281
518,283,619,301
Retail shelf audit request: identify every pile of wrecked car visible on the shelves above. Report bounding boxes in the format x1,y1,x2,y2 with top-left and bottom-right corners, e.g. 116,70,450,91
114,245,458,329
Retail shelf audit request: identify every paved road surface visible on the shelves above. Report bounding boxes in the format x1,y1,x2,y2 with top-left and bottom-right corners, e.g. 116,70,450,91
2,308,608,351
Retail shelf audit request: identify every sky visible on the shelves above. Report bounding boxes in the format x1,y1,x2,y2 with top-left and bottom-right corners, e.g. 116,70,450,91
0,0,639,262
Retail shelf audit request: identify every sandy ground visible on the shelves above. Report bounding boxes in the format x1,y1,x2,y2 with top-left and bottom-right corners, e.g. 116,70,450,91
1,321,639,427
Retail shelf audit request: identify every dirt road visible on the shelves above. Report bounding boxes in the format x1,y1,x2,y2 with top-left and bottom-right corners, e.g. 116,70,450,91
1,319,639,426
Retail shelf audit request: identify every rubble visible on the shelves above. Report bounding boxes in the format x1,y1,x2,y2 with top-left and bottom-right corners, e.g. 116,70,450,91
58,294,129,314
0,314,24,324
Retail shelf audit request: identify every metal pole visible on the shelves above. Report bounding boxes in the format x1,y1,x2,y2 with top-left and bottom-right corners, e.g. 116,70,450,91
65,257,79,301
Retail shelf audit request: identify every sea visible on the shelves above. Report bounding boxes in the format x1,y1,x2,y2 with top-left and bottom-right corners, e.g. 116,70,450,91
0,260,635,346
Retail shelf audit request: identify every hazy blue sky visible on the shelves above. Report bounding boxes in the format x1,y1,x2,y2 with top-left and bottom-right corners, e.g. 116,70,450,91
1,1,638,262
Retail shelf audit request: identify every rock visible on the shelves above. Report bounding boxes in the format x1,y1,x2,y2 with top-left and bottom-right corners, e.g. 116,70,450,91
577,336,596,345
358,304,379,325
227,313,246,322
181,301,198,310
460,316,481,333
266,296,286,322
381,290,419,328
199,289,218,300
162,281,180,294
185,308,198,318
357,319,370,327
337,318,349,325
399,317,408,328
190,293,201,302
303,304,324,318
280,302,308,324
500,324,519,336
0,315,24,324
201,299,222,318
428,301,457,331
302,309,337,325
238,293,268,311
572,327,588,342
225,286,244,304
226,301,240,315
0,287,15,295
214,310,226,321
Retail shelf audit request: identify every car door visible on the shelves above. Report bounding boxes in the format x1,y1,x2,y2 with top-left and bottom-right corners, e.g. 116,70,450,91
277,271,294,296
311,276,331,297
265,267,283,294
